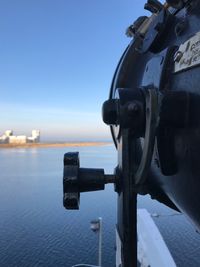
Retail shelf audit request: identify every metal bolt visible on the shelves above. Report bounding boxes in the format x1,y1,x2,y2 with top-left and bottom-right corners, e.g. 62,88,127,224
126,16,148,38
144,0,163,13
102,99,119,125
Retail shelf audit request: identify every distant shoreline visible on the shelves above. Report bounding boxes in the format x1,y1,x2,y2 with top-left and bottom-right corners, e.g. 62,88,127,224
0,142,112,149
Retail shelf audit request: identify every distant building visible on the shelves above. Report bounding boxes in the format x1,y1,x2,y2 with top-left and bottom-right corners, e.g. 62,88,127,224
0,130,40,144
27,130,40,143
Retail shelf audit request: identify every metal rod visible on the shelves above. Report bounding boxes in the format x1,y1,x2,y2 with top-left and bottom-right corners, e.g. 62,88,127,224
104,174,115,184
98,217,102,266
117,130,138,267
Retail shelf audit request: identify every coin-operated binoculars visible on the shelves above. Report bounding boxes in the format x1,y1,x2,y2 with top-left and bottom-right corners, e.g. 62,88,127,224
63,1,200,266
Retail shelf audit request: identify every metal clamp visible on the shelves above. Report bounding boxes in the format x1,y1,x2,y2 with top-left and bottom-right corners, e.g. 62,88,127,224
135,88,158,185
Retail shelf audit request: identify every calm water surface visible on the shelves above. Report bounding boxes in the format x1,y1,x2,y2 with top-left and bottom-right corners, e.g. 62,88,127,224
0,145,200,267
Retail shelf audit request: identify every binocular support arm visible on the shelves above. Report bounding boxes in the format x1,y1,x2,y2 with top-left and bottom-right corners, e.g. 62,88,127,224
63,86,159,266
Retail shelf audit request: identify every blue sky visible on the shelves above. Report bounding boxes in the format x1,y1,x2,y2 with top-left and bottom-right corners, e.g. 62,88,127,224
0,0,148,141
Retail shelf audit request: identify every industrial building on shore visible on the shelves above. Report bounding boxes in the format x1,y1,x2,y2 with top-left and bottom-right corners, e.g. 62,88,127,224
0,130,40,144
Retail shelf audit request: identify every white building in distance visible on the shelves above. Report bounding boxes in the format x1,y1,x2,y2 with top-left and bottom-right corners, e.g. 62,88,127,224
0,130,40,144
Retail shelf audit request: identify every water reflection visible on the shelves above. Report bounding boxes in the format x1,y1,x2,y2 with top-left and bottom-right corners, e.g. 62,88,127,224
0,145,200,267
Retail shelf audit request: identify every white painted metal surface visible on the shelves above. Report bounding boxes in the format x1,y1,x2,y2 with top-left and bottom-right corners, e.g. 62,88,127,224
137,209,176,267
115,209,176,267
115,229,122,267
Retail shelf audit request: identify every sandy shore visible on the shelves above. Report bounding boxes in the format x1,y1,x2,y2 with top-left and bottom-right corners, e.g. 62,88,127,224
0,142,111,149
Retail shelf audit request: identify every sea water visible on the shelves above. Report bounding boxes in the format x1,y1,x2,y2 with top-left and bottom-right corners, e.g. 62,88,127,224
0,144,200,267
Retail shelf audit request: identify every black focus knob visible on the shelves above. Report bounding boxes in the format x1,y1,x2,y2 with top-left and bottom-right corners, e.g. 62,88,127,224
63,152,114,210
166,0,184,9
63,152,80,210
